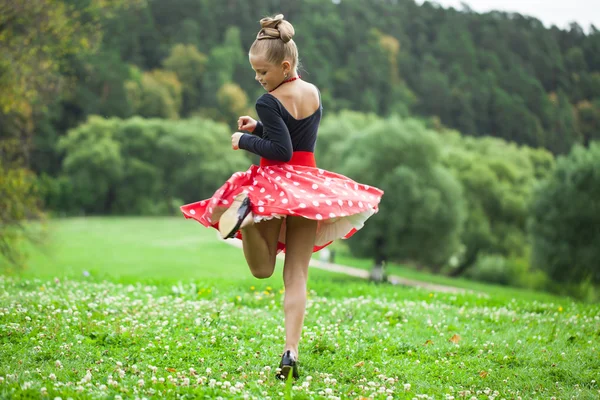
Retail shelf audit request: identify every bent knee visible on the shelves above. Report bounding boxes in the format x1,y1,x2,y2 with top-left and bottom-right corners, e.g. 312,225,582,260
251,268,274,279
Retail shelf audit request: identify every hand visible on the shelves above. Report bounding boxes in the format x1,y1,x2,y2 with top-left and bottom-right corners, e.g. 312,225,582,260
238,116,257,132
231,132,244,150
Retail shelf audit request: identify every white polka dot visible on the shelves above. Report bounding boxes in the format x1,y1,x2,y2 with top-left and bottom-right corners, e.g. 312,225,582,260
326,200,332,206
260,188,266,193
300,189,306,193
318,169,324,174
348,200,354,206
258,206,265,212
269,170,274,174
222,200,229,205
275,176,281,181
354,184,359,190
257,200,265,206
286,172,292,178
358,202,363,208
364,184,370,190
299,203,306,208
312,184,319,190
253,180,258,186
208,207,213,213
200,201,206,206
312,201,319,206
319,194,326,197
190,209,196,215
248,186,254,191
329,213,336,218
338,200,343,206
316,214,323,220
282,198,289,204
293,194,300,199
293,182,300,186
280,191,285,196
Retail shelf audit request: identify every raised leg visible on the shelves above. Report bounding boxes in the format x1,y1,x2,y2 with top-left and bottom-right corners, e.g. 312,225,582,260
240,217,283,279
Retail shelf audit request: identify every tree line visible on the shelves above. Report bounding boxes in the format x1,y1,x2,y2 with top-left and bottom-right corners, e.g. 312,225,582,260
1,0,599,297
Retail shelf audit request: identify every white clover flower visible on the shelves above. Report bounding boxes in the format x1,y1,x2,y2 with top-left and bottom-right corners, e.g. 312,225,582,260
138,379,144,387
49,373,56,381
404,383,411,391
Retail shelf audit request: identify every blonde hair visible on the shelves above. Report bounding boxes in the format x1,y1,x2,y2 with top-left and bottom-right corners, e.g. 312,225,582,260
249,14,298,71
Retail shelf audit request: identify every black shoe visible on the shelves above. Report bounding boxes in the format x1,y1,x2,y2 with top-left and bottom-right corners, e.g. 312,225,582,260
276,350,299,380
218,193,252,239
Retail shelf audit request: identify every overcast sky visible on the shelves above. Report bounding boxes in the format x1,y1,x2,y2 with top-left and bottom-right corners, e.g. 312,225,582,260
417,0,599,31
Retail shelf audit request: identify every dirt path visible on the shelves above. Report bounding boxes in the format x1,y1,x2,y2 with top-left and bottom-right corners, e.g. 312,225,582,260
220,236,466,294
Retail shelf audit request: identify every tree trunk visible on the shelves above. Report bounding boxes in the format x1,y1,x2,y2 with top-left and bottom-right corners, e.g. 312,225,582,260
448,249,479,277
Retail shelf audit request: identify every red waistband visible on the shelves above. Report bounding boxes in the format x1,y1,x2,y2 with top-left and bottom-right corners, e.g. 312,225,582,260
260,151,316,168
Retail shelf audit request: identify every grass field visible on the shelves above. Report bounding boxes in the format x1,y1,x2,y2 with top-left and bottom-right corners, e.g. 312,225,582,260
1,217,599,399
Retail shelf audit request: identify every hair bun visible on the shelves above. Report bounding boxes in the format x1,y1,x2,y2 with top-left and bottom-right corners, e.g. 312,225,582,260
256,14,295,43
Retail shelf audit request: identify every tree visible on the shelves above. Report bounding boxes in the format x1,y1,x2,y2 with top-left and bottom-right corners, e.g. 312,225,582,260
0,0,139,269
126,69,183,119
529,142,600,285
440,132,554,277
0,140,44,270
56,115,251,215
319,114,466,270
163,44,208,116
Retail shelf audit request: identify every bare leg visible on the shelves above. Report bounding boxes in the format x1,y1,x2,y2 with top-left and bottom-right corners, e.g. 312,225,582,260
282,216,318,358
241,218,283,279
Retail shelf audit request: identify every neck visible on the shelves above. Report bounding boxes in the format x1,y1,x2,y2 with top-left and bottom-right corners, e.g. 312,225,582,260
269,74,301,93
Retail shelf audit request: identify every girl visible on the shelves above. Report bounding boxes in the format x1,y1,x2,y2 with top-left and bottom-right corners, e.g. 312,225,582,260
180,14,384,380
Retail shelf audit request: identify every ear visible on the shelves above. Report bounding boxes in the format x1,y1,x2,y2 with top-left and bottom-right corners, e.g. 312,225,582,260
281,60,292,74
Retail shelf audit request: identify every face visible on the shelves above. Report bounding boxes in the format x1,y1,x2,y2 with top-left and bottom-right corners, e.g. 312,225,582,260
249,54,291,92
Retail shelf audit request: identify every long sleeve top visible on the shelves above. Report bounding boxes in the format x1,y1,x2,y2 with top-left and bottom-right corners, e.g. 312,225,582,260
238,93,322,161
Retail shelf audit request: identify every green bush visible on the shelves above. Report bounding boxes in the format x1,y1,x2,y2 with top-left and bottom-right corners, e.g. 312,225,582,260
529,142,600,285
56,116,250,215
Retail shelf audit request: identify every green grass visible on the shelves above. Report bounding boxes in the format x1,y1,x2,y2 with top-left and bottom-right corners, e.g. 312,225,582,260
328,252,565,303
1,217,599,399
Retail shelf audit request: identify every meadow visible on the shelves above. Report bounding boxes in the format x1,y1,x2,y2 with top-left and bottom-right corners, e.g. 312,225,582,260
1,217,599,399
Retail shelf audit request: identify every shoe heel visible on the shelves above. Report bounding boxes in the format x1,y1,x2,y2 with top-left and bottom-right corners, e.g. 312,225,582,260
218,193,251,239
276,350,299,380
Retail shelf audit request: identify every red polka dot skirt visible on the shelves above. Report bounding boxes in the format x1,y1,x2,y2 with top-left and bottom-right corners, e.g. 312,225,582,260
180,152,384,253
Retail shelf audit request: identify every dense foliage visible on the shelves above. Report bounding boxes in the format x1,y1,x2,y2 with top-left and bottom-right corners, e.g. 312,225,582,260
1,0,599,295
